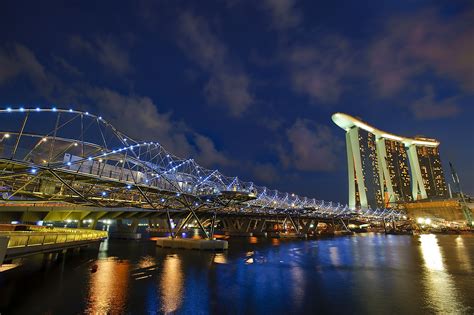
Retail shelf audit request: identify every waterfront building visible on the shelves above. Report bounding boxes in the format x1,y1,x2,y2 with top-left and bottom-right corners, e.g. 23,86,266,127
332,113,449,209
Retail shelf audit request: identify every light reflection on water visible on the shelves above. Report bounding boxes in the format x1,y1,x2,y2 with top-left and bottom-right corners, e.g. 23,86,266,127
329,246,341,266
213,253,228,264
1,234,474,314
85,257,130,314
419,234,466,314
160,254,184,314
455,236,472,272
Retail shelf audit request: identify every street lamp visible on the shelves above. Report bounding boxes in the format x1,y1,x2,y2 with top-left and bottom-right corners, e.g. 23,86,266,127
0,133,10,143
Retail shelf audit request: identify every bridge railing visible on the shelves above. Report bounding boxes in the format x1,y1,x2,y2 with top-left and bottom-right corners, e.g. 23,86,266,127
0,229,107,248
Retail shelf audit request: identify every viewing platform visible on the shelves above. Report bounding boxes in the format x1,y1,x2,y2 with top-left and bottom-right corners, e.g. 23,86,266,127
0,225,107,265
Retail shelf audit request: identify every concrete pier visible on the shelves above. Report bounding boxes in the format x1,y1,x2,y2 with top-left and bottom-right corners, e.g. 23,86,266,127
156,238,228,250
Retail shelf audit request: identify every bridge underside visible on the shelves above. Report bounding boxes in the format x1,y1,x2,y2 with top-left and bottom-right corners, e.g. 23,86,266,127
0,201,370,238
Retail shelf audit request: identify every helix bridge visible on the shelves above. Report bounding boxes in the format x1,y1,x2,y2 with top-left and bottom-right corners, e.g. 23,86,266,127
0,107,405,237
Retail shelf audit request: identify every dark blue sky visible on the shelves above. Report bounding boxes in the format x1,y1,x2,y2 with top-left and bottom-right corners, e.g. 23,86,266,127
0,0,473,203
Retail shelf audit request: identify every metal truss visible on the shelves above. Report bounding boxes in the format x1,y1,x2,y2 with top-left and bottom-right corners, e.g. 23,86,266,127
0,107,405,237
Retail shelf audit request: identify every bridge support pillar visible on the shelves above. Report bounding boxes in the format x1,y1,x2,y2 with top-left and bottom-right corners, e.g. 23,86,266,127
110,219,142,240
222,218,253,237
300,219,315,234
0,236,8,265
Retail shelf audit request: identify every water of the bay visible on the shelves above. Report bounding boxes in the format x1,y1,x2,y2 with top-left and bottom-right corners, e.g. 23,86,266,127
1,233,473,314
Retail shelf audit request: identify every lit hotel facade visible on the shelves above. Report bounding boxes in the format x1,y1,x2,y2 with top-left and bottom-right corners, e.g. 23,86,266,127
332,113,448,209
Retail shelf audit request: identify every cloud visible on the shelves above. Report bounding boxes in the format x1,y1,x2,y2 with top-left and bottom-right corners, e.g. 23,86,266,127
53,55,83,77
193,134,234,167
411,86,461,120
0,43,53,96
177,12,253,116
285,37,355,103
85,87,233,168
251,162,280,184
70,35,132,75
261,0,301,30
0,41,232,169
280,119,342,171
369,9,474,96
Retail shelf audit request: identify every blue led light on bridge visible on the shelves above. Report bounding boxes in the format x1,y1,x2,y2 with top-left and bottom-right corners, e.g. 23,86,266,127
19,107,24,112
101,191,107,196
52,107,57,111
35,107,40,111
126,185,132,189
6,107,12,112
30,168,37,174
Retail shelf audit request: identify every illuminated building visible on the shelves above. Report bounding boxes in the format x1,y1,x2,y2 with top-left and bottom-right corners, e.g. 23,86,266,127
416,145,449,198
332,113,449,209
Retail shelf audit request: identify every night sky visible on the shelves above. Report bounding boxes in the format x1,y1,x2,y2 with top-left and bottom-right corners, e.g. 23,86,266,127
0,0,473,203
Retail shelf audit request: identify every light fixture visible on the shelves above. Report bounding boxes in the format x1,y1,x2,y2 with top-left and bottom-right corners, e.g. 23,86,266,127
4,133,10,138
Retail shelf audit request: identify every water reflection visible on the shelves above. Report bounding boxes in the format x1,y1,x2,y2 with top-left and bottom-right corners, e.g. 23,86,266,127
137,255,157,270
290,266,304,309
213,253,228,264
419,235,465,314
86,257,130,314
249,236,258,244
2,235,474,314
329,246,340,267
160,254,184,313
245,251,255,264
455,236,472,272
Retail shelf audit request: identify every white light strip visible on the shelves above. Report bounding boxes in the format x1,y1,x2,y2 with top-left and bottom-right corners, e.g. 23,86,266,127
332,113,440,147
381,133,403,141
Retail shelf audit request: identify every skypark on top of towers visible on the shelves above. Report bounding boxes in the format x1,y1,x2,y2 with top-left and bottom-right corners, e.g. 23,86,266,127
331,113,439,147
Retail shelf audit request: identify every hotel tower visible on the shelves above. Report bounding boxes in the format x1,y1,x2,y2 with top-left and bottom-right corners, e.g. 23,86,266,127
332,113,448,209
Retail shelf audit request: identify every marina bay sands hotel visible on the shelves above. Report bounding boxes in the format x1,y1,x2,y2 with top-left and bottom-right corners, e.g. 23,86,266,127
332,113,449,209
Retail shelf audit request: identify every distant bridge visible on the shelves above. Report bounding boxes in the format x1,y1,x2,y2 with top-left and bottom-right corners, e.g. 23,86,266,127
0,108,405,238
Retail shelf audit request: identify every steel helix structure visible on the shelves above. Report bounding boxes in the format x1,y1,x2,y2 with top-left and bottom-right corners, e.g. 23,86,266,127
0,107,405,231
